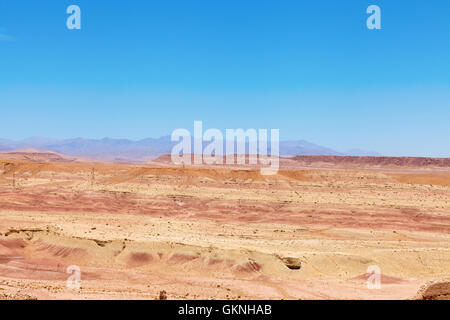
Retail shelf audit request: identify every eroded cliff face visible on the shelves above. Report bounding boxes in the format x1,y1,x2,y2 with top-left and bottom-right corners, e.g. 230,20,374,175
416,280,450,300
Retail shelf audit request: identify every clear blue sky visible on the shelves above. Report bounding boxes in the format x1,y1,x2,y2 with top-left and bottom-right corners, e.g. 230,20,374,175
0,1,449,156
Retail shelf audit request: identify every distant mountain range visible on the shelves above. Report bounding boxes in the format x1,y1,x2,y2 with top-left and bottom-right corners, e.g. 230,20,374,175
0,136,380,162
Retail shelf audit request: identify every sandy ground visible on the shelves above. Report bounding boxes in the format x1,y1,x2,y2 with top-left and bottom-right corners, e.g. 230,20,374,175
0,159,449,300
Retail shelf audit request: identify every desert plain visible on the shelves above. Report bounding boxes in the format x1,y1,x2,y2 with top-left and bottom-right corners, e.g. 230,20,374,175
0,150,449,300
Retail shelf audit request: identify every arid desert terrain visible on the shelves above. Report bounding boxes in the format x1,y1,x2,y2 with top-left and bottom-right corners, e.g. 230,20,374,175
0,150,449,300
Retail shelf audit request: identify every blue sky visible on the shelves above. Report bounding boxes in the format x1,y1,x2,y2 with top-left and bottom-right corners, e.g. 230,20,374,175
0,0,449,156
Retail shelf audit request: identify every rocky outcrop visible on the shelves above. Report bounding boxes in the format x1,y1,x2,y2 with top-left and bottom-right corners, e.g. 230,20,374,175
415,279,450,300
